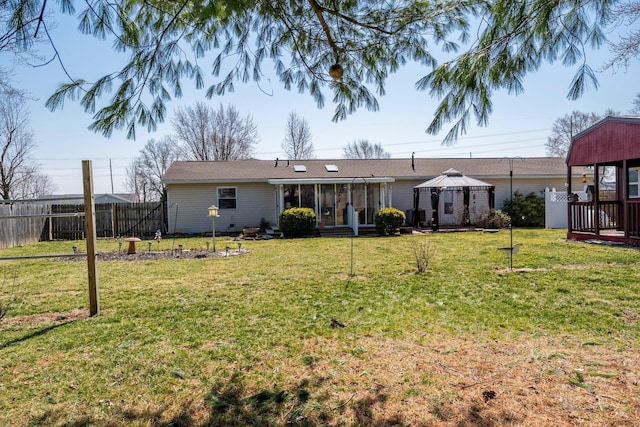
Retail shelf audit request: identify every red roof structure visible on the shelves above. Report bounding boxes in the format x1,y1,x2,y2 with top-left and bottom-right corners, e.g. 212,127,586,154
566,116,640,245
567,116,640,167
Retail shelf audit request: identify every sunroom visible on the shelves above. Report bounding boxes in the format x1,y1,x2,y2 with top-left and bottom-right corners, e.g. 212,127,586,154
267,177,395,234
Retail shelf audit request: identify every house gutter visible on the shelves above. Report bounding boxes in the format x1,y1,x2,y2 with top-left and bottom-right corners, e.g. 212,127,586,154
267,177,395,185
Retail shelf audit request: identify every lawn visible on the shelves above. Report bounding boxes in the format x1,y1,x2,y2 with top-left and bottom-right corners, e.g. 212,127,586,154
1,229,639,426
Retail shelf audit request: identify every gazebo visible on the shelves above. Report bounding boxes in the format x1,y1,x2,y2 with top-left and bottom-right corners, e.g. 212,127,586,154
413,168,495,229
566,116,640,245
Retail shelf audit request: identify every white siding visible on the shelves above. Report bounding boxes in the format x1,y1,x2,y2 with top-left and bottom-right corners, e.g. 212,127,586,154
167,183,277,233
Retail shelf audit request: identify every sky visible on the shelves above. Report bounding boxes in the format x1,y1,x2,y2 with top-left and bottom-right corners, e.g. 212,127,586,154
3,10,639,195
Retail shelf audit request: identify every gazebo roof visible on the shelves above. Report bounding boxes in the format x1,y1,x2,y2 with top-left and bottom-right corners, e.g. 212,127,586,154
414,168,494,190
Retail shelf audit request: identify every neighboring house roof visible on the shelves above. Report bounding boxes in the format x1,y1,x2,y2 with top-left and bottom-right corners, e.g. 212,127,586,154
38,193,138,204
415,168,494,190
567,116,640,166
163,157,577,184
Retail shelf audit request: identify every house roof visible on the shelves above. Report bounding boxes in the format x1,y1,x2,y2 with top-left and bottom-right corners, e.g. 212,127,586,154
33,193,138,204
162,157,577,184
415,168,494,190
567,116,640,166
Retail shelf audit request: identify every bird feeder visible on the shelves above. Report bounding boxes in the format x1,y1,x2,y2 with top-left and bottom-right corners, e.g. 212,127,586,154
329,63,343,80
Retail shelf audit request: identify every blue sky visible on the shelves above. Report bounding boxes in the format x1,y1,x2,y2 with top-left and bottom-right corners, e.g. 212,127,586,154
4,12,639,195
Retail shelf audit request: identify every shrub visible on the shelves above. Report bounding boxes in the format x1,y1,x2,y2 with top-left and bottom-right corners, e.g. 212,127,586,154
476,209,511,229
410,237,436,274
502,190,545,227
278,207,317,237
374,207,406,236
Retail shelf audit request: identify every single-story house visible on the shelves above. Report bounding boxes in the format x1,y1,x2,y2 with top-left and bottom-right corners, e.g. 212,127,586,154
162,157,587,235
567,116,640,245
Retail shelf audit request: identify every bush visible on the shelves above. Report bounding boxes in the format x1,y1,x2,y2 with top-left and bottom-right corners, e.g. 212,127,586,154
278,207,317,237
502,190,545,227
374,207,406,236
410,237,436,274
476,209,511,229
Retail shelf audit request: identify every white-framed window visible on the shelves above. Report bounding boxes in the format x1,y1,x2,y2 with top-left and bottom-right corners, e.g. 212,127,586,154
629,168,640,198
218,187,237,209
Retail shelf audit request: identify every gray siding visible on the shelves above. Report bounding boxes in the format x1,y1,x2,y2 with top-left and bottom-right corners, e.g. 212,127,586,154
491,177,583,209
390,179,424,214
167,182,277,233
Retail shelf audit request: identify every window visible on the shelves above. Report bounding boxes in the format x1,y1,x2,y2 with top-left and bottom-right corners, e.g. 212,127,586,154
629,168,639,198
218,187,237,209
443,191,454,214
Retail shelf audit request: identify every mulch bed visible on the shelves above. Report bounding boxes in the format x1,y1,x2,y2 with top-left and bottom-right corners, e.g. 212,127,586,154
59,249,250,262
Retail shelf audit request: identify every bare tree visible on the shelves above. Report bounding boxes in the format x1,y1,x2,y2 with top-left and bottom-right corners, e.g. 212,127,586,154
15,172,55,199
631,93,640,115
0,93,54,200
545,110,620,158
125,136,181,201
125,159,148,202
173,103,258,161
605,1,640,71
343,140,391,159
282,112,314,160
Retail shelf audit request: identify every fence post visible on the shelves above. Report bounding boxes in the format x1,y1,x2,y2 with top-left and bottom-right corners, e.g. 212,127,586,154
82,160,100,316
111,203,117,238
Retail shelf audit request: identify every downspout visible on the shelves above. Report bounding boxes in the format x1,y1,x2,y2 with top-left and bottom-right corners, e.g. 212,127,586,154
274,185,281,227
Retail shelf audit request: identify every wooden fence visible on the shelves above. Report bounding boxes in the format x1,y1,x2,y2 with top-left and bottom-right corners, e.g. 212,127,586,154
0,204,49,249
49,202,166,240
0,202,167,248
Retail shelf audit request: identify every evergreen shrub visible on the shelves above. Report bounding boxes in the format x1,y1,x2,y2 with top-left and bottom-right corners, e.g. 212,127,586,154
279,207,317,237
374,207,406,236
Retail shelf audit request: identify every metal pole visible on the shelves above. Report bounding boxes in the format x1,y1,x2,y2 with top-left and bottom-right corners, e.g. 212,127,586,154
510,167,513,271
212,215,216,252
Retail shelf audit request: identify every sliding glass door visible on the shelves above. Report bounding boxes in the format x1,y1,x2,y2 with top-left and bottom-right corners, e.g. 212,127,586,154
318,184,349,227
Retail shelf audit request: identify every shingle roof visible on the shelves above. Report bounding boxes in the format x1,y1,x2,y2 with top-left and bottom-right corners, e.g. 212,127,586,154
162,157,573,184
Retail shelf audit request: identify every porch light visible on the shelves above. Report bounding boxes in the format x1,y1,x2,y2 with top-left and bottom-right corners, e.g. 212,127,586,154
208,205,220,252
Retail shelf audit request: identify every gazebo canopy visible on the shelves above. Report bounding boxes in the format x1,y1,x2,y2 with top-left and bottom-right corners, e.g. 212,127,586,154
414,168,494,190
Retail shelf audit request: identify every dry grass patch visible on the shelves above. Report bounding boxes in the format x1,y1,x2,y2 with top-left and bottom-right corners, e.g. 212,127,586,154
281,334,640,426
2,309,89,326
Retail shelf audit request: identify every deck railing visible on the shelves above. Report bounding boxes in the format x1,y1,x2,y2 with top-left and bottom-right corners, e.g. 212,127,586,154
628,201,640,237
570,201,619,232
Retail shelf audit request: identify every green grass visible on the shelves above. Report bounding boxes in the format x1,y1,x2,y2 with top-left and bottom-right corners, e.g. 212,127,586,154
1,229,639,425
